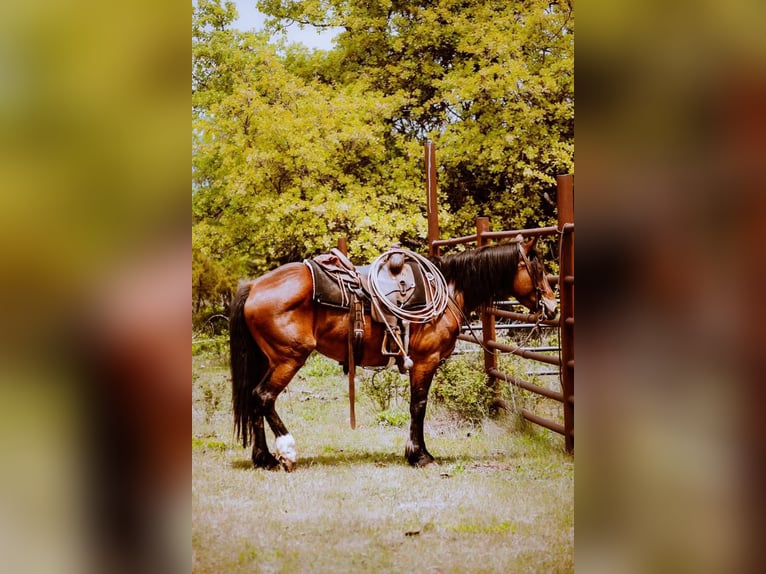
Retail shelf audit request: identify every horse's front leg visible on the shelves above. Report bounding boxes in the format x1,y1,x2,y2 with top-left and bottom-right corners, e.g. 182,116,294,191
405,361,439,467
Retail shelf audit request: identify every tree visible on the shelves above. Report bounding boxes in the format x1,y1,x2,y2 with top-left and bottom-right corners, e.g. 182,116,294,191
192,0,573,326
193,1,432,327
259,0,574,230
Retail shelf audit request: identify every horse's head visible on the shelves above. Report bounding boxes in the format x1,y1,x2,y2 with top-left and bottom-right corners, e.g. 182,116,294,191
513,236,558,320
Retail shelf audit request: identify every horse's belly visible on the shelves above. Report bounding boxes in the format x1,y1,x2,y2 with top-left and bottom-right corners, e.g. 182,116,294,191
313,310,389,367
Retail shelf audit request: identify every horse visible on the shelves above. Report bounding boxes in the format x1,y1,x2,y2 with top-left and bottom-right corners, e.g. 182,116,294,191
229,237,557,470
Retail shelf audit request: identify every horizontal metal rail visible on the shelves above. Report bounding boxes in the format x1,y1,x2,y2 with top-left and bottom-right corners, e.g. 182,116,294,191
461,323,559,332
521,409,566,436
516,346,560,352
486,340,561,366
458,334,560,356
481,225,559,240
495,323,557,330
491,308,560,326
488,368,563,402
432,225,569,250
431,234,477,248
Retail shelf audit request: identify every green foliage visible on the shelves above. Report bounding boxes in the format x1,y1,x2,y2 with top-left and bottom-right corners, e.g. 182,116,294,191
259,0,574,231
192,437,227,451
449,520,517,534
300,352,345,378
432,354,494,424
192,334,229,363
192,0,573,325
359,368,408,412
192,358,229,426
374,409,409,427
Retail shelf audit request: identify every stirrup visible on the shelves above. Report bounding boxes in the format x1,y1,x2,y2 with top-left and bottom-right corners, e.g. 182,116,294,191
381,329,401,357
381,329,413,372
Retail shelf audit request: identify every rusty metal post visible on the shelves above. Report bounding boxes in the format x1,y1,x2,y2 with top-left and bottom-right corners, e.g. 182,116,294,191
337,237,356,429
337,236,348,257
425,142,440,256
476,217,499,405
556,174,574,453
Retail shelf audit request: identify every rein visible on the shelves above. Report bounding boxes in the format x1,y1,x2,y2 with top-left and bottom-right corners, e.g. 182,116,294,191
449,296,545,358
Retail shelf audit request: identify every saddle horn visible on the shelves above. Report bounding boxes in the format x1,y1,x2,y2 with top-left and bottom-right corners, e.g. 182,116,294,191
387,245,405,275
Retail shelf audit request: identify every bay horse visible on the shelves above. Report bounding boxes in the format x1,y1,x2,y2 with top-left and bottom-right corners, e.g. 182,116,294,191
229,237,557,470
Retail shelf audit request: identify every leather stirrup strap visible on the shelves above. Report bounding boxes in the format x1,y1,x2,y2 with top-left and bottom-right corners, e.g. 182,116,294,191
347,298,356,430
347,292,366,429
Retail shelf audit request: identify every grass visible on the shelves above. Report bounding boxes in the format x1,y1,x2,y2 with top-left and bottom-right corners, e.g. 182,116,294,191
193,346,573,573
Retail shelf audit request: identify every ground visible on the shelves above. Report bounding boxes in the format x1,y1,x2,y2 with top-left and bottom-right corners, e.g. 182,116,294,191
192,347,573,573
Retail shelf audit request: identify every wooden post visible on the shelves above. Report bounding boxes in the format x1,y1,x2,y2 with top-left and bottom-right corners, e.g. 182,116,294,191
556,175,574,453
425,142,440,256
476,217,499,406
337,237,356,429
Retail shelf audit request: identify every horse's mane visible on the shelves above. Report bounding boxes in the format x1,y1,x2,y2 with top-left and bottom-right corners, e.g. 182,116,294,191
433,242,526,313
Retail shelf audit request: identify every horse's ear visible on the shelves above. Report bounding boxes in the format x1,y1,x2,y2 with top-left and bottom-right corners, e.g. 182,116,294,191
524,236,538,254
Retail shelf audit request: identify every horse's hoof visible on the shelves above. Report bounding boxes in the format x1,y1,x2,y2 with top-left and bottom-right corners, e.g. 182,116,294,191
413,455,436,468
252,452,280,470
275,434,297,473
405,442,435,467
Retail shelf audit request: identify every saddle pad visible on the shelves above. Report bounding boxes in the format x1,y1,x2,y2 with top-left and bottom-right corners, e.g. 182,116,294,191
304,259,360,310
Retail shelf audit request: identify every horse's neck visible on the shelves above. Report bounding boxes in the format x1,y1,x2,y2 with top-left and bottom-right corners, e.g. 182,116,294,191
447,284,467,313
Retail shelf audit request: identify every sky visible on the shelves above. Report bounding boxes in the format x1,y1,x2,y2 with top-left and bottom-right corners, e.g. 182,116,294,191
232,0,339,51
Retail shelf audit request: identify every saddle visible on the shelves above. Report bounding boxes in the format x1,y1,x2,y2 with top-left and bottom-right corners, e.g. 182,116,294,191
303,247,430,372
304,249,363,309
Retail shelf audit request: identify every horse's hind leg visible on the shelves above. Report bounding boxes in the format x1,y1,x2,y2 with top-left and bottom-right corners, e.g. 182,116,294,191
255,361,305,472
251,415,279,469
264,404,296,472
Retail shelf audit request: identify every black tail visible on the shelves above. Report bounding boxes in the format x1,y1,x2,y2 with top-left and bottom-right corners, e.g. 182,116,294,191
230,282,269,448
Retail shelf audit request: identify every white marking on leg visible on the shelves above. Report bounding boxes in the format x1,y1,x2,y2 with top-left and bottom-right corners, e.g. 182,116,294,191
275,434,297,472
405,439,416,458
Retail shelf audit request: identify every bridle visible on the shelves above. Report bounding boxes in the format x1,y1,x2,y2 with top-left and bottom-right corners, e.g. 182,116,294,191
516,240,547,317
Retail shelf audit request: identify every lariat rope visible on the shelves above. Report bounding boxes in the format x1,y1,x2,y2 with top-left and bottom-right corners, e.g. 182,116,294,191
368,248,450,323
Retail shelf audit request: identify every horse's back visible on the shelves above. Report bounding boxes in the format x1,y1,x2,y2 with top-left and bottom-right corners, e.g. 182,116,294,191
245,262,313,315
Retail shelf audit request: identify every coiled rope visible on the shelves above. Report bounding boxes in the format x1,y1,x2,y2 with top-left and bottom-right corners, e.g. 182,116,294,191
367,248,450,323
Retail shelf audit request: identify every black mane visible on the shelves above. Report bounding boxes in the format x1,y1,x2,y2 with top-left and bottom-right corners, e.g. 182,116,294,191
434,242,526,313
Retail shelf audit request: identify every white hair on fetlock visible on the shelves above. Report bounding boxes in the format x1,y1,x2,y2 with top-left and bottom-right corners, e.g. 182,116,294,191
275,434,297,471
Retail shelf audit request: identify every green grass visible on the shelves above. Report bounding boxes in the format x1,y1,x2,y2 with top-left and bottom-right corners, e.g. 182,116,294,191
192,350,573,573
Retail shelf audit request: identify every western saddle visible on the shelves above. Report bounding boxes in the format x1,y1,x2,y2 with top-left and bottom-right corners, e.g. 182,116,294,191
303,246,429,373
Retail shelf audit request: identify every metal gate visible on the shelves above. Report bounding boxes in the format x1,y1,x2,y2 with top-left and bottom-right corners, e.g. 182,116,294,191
425,143,574,453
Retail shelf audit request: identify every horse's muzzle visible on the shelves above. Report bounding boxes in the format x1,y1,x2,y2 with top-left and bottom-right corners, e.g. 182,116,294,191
541,297,558,320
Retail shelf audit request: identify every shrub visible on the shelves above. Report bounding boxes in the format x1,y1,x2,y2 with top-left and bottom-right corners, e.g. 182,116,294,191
431,355,494,424
300,352,345,378
360,368,408,412
375,410,409,427
192,334,229,365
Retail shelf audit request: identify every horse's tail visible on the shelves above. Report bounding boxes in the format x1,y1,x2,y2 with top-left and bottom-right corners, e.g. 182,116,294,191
229,282,269,448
